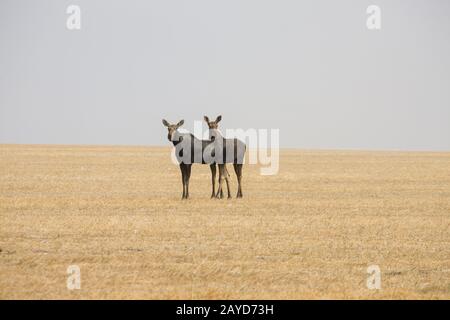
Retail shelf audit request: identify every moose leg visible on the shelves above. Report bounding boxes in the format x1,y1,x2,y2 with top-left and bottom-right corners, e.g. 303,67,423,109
185,164,192,199
224,165,232,199
237,164,243,198
210,164,216,198
216,164,225,199
180,164,186,199
233,164,243,198
216,164,224,199
218,165,224,198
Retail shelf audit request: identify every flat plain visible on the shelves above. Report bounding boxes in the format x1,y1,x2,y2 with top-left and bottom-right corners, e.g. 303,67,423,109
0,144,449,299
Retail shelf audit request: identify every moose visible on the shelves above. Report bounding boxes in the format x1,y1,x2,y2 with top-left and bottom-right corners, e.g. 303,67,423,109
204,115,246,198
162,119,233,199
162,117,246,199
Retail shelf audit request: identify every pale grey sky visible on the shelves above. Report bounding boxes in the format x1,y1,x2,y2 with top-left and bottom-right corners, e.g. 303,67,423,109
1,0,449,150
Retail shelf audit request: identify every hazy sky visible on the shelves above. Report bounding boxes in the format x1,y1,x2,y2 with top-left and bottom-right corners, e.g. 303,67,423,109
1,0,449,150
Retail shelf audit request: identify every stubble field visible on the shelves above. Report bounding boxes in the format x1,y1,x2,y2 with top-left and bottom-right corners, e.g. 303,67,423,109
0,144,449,299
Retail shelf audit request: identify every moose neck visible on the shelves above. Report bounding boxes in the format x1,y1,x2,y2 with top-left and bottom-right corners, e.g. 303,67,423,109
171,132,195,147
171,131,182,147
209,129,224,141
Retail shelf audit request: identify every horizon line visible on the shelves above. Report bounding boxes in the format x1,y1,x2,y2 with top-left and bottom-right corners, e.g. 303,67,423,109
1,143,449,154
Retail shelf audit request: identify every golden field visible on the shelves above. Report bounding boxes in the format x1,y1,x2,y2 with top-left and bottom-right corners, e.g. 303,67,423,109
0,144,449,299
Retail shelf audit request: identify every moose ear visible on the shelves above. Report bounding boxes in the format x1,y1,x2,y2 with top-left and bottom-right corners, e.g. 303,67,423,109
216,115,222,123
204,116,210,123
176,119,184,127
162,119,170,127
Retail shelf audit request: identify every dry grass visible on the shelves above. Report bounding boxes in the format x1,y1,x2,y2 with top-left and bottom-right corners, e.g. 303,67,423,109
0,144,449,299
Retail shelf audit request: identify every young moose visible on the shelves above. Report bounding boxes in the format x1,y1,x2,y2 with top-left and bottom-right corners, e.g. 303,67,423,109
162,119,232,199
204,115,246,198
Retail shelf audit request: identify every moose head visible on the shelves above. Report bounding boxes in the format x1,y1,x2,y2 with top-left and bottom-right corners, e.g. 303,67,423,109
162,119,184,141
203,115,222,129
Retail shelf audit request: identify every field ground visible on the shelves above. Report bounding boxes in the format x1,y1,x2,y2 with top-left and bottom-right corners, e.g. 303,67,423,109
0,144,449,299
